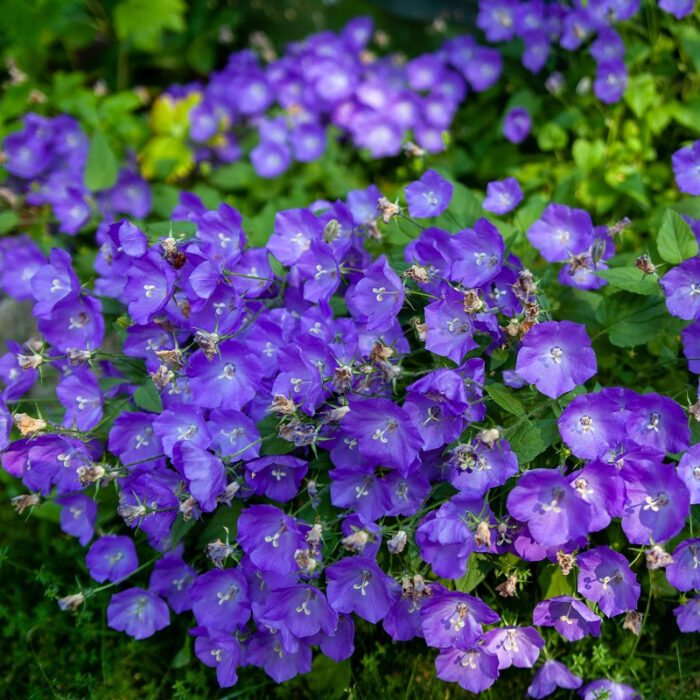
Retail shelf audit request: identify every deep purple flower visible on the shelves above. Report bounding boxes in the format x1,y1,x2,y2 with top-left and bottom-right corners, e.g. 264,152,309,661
107,587,169,640
528,659,582,698
124,252,176,325
624,393,690,454
30,248,81,319
482,626,544,670
464,47,502,91
568,461,626,532
449,218,505,287
576,546,640,616
172,442,226,512
660,257,700,320
483,177,523,215
533,596,601,641
677,444,700,504
251,140,292,178
193,629,241,688
56,369,103,431
434,646,500,693
245,455,308,502
86,535,138,583
245,629,312,682
666,539,700,591
579,680,642,700
682,321,700,374
325,556,396,623
515,321,597,398
149,553,197,613
404,170,454,219
477,0,519,42
260,585,338,638
153,408,211,457
346,255,404,331
672,140,700,195
0,235,47,300
341,396,422,474
660,0,695,19
190,568,250,633
594,58,628,104
503,107,531,144
57,493,97,546
558,391,626,459
424,286,479,363
674,596,700,633
447,438,519,495
108,412,163,469
421,589,500,649
527,204,593,262
507,468,592,546
621,461,690,544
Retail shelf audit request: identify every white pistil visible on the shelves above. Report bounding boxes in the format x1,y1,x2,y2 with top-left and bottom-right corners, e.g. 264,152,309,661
548,346,564,364
352,570,372,596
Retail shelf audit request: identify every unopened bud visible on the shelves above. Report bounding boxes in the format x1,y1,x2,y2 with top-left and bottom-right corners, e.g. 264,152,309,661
323,219,340,243
58,593,85,611
591,237,607,265
387,530,407,554
10,493,39,514
608,217,630,237
14,413,47,436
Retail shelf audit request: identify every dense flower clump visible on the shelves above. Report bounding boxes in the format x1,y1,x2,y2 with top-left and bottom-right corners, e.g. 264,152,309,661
1,141,699,695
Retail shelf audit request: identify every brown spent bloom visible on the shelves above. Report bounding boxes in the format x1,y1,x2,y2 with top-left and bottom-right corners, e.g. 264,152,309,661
76,464,106,486
557,551,576,576
58,593,85,611
475,521,492,548
16,353,43,370
476,428,501,448
66,348,92,365
268,394,296,415
690,400,700,422
195,331,220,360
150,364,174,390
512,269,537,300
463,289,484,314
495,574,518,597
403,141,426,158
377,196,401,224
646,544,673,569
206,539,234,569
155,348,183,369
10,493,39,514
403,264,431,284
370,341,394,362
387,530,408,554
623,610,643,636
635,254,656,275
14,413,47,436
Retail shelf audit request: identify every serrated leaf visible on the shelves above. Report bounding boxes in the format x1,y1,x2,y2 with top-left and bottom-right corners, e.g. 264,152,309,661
506,419,545,463
596,267,660,295
84,131,118,192
485,383,525,416
656,209,698,264
132,382,163,414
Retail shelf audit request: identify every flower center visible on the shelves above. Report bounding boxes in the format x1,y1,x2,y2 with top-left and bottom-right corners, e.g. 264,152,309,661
548,346,564,364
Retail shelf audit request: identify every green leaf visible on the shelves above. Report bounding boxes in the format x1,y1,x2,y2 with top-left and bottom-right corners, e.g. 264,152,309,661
601,295,670,348
677,24,700,74
656,209,698,264
132,382,163,414
485,383,525,416
572,138,605,172
624,74,657,119
145,220,197,238
113,0,186,52
506,419,545,463
305,656,351,700
0,211,19,235
538,566,574,599
84,131,118,192
454,554,494,593
596,267,660,295
537,122,568,151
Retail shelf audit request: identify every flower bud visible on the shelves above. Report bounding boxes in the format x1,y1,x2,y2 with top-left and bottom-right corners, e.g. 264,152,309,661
323,219,340,243
590,237,607,265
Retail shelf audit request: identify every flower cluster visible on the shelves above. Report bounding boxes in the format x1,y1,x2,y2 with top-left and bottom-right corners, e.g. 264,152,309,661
1,155,698,696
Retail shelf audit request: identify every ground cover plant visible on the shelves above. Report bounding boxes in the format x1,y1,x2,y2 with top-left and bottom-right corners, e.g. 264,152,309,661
1,1,700,698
